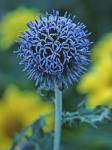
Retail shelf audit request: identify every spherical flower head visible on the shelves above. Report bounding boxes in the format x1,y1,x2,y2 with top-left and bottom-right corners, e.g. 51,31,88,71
16,10,91,90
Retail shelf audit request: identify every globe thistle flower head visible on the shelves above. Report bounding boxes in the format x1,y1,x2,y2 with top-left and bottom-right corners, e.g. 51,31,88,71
16,10,91,90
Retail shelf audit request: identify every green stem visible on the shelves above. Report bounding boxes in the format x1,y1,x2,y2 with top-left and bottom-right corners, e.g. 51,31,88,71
53,84,62,150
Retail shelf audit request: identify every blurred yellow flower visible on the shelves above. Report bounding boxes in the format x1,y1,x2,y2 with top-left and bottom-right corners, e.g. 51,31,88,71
78,59,112,92
87,88,112,108
0,7,41,50
78,33,112,108
0,85,54,149
92,33,112,62
78,57,112,108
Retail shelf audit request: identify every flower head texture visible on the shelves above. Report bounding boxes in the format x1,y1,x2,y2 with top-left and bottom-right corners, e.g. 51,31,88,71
0,7,41,50
16,10,91,89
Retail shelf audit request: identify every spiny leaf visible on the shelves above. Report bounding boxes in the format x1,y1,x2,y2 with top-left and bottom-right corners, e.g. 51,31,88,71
62,102,112,128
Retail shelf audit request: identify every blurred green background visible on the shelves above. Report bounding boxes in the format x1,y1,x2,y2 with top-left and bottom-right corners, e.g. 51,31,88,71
0,0,112,150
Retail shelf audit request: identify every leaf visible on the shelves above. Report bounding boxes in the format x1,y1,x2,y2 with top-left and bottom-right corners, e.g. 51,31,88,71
10,115,53,150
62,101,112,128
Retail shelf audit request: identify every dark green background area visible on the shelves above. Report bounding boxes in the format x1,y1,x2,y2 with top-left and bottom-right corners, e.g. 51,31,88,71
0,0,112,150
1,0,112,39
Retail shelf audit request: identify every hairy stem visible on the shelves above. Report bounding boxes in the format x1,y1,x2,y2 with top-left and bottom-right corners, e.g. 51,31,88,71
53,84,62,150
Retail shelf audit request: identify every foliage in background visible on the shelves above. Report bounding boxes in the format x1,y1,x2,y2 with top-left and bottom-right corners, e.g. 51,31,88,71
10,116,53,150
0,85,54,149
9,100,112,150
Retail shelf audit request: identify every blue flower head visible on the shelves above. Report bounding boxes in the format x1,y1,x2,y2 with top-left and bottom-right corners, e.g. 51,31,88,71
16,10,91,90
